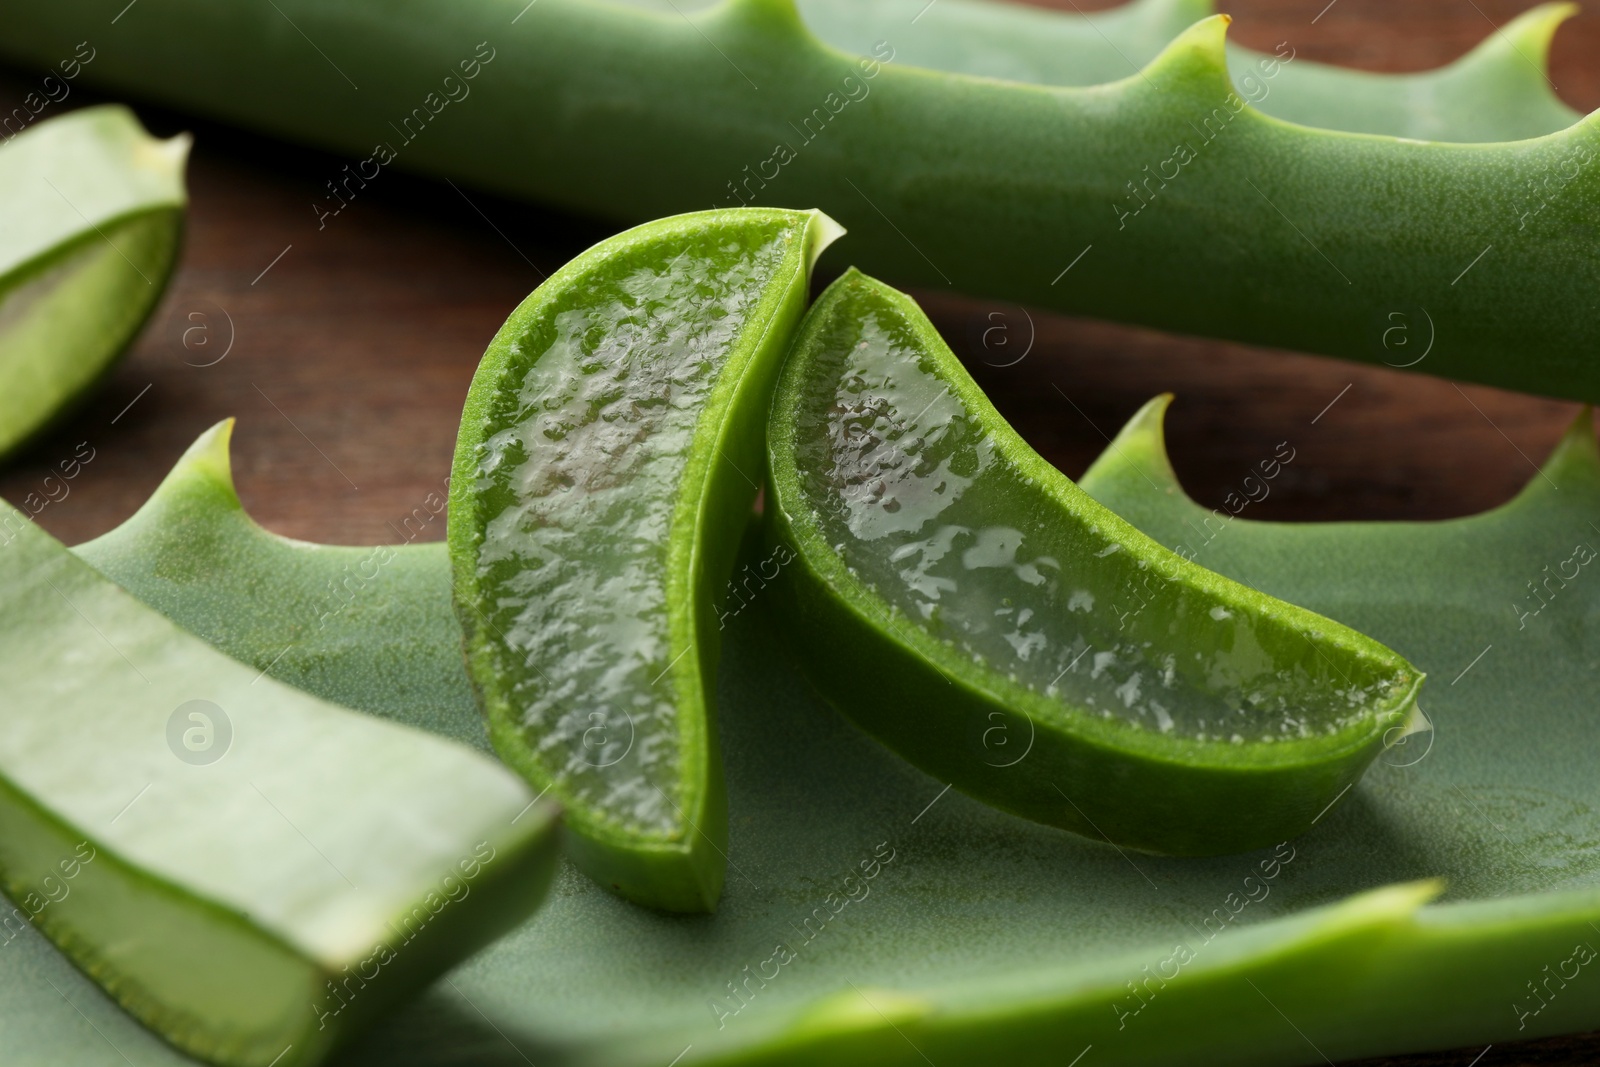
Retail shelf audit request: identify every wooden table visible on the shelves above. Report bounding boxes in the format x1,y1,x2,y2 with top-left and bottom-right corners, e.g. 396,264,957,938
0,1,1596,1063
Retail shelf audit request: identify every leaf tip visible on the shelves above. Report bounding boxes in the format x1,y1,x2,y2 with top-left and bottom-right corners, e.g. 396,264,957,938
1537,404,1600,482
1183,11,1233,50
805,209,847,271
162,131,194,166
712,0,810,39
129,128,192,182
173,418,243,504
1079,393,1182,497
1136,13,1234,98
1492,1,1579,66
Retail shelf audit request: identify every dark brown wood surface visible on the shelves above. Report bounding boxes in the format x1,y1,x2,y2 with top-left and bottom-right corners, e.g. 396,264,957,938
0,1,1597,1064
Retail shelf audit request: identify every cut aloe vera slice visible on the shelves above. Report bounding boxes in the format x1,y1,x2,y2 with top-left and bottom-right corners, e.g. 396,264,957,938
450,207,841,912
766,269,1423,856
0,497,559,1067
0,105,187,459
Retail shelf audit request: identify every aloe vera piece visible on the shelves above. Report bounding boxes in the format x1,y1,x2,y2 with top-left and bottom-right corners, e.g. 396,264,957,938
634,0,1582,141
0,489,559,1067
45,416,1600,1067
449,207,840,912
0,105,187,459
764,269,1422,854
3,2,1596,401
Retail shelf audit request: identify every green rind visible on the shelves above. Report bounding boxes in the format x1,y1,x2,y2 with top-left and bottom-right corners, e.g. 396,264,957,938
764,269,1422,855
628,0,1580,141
448,207,839,912
1239,1,1580,141
42,418,1600,1067
791,0,1582,141
0,105,187,459
0,467,561,1067
1,2,1597,397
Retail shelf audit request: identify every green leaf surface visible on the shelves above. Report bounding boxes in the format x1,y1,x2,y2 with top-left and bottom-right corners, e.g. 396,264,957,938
765,269,1421,855
0,104,187,459
636,0,1584,141
0,1,1593,399
0,441,560,1067
449,206,840,913
31,405,1600,1065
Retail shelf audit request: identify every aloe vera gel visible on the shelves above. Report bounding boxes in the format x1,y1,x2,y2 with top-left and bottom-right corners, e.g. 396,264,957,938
0,498,560,1067
794,279,1392,743
452,207,841,911
0,105,186,457
768,271,1422,855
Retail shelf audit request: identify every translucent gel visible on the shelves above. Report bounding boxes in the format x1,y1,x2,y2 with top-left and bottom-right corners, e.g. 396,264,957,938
469,222,792,836
792,292,1404,743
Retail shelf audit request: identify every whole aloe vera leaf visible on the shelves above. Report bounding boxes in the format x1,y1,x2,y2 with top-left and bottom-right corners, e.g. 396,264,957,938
765,269,1423,855
0,479,560,1067
450,207,841,913
48,418,1600,1067
635,0,1582,141
1,4,1595,401
0,104,186,459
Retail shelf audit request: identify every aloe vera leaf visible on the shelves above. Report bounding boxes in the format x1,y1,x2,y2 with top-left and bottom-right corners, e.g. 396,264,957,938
0,489,559,1067
764,268,1422,854
809,0,1581,140
3,4,1596,401
75,419,481,750
1212,2,1579,141
630,0,1582,141
0,104,186,459
449,207,841,913
48,418,1600,1066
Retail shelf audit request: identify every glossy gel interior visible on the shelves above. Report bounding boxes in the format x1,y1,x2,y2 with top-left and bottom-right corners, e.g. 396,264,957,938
464,221,793,837
790,282,1408,743
0,483,554,1067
